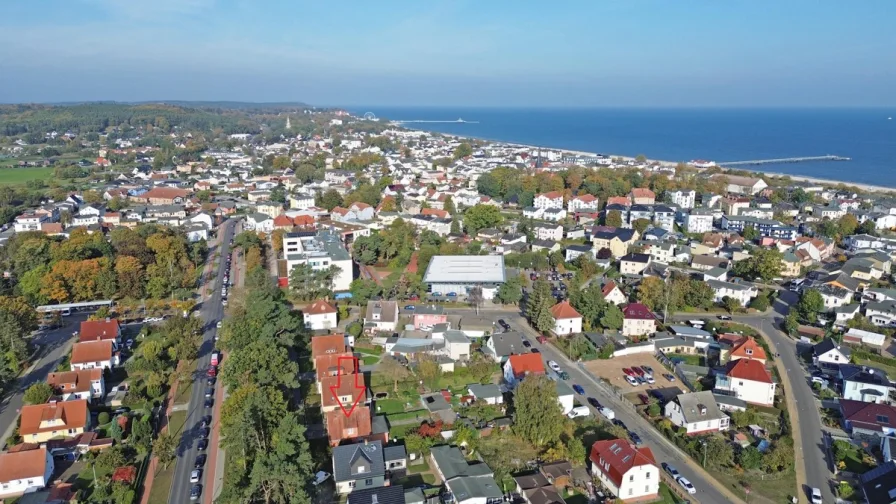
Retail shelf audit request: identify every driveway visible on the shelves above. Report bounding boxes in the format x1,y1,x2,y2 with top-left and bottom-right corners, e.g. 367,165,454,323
0,312,91,442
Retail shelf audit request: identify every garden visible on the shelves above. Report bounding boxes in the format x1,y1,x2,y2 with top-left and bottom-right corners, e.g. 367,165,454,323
831,439,877,475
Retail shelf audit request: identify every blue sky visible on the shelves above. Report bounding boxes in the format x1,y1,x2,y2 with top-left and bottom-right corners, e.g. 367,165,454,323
0,0,893,106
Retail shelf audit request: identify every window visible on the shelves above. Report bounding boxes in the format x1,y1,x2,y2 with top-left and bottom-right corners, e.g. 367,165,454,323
646,472,651,479
365,479,373,486
348,481,355,488
629,475,634,482
628,489,633,496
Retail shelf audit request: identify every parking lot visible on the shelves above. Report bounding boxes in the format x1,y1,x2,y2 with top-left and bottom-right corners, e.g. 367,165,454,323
583,353,682,393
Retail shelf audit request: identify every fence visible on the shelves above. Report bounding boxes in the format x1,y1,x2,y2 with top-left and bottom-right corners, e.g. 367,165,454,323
613,341,656,357
654,350,697,392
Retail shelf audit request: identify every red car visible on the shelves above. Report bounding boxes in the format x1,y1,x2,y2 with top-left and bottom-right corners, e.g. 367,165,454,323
537,335,548,344
623,368,635,377
638,394,650,405
207,366,218,377
409,295,419,301
631,366,645,377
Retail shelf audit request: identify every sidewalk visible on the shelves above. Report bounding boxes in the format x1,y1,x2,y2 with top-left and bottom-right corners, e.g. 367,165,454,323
138,373,179,504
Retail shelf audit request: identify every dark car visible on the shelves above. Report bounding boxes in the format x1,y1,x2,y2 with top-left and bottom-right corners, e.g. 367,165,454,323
612,418,627,429
530,348,540,353
197,439,209,451
629,432,643,445
191,484,203,501
207,377,217,386
199,427,210,439
522,340,532,348
205,388,214,398
573,384,585,395
204,398,214,408
206,366,217,377
498,319,510,330
194,455,207,468
200,415,212,428
587,397,601,409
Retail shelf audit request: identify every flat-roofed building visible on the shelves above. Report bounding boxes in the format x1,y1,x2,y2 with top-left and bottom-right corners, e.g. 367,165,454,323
423,256,505,300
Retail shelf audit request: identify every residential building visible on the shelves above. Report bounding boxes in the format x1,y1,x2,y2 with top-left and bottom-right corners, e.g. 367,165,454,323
78,319,121,346
714,359,776,406
311,334,350,367
503,353,546,389
602,281,627,306
304,299,338,331
622,303,656,337
19,400,89,443
347,486,406,504
723,337,767,364
839,400,896,438
549,301,582,336
364,301,399,333
70,341,118,371
567,194,599,213
812,338,851,366
484,332,526,362
414,305,448,329
839,365,892,403
46,369,105,401
619,253,650,275
534,191,564,209
859,461,896,504
630,188,656,205
533,224,563,242
711,174,768,195
592,228,639,258
325,406,373,447
467,384,503,405
0,447,54,499
683,209,714,234
332,441,386,494
669,190,696,209
706,279,758,307
283,230,354,292
589,439,659,502
664,391,730,435
430,445,502,504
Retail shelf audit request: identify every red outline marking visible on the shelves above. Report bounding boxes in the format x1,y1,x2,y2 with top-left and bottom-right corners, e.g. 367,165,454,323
329,355,367,417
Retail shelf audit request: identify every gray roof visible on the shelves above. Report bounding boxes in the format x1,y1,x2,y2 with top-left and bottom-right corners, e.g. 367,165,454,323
668,326,712,338
443,330,470,345
421,393,453,412
488,332,525,357
383,444,407,462
712,393,747,410
446,476,503,502
372,415,389,435
366,301,399,324
332,441,385,482
348,487,406,504
423,255,506,284
859,460,896,504
430,445,493,480
404,488,425,504
415,305,445,315
672,391,727,423
467,383,502,400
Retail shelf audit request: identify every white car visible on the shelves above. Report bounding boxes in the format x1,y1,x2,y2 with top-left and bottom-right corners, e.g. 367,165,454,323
676,476,696,495
624,375,638,386
216,321,223,329
190,469,201,483
313,471,331,486
566,406,590,418
548,360,561,372
645,375,655,384
810,488,822,504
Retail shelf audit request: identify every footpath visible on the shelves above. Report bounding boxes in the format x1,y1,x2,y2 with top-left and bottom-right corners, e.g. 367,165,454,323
139,230,222,504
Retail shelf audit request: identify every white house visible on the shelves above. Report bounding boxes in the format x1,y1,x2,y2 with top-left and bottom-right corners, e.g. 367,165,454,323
289,194,316,210
568,194,600,213
664,391,730,435
303,299,338,331
549,301,582,336
706,279,758,307
534,191,564,209
602,282,627,306
839,364,893,403
245,212,275,233
47,369,105,401
684,210,714,234
533,224,563,242
812,338,851,367
589,439,659,502
669,190,696,209
69,341,119,371
364,301,399,333
0,447,54,499
13,212,46,232
714,359,776,406
502,353,546,390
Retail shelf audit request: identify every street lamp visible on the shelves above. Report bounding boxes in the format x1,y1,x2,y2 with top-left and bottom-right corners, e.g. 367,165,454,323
701,440,707,468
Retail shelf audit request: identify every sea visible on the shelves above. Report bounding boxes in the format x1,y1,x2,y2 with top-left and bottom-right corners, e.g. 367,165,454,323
352,107,896,188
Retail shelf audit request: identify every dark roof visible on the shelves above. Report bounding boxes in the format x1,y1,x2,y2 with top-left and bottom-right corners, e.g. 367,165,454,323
332,441,385,482
860,460,896,504
840,399,896,431
621,253,650,264
840,364,892,387
813,338,851,359
348,486,406,504
384,444,407,462
594,228,637,242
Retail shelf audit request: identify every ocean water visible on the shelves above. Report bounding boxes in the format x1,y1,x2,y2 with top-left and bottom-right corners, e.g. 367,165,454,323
354,107,896,188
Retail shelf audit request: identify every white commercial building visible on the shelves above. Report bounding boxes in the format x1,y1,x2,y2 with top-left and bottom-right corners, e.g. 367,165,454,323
423,256,505,300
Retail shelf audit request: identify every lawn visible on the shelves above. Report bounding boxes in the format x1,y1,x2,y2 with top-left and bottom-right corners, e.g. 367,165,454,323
0,166,55,185
667,353,704,366
658,483,687,504
147,459,176,504
167,410,188,437
388,423,420,439
858,358,896,378
362,355,379,366
374,398,413,414
355,347,382,357
713,469,797,504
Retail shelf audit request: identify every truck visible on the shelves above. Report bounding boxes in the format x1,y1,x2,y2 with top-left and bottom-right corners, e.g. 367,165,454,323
599,407,615,420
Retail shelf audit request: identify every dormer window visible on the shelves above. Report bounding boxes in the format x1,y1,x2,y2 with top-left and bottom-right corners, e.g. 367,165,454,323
745,348,753,356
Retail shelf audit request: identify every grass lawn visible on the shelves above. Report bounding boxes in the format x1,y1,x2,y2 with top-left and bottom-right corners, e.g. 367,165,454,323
147,459,176,504
858,358,896,378
667,353,704,366
407,457,430,473
362,355,379,366
374,398,412,414
167,410,188,437
714,469,796,504
355,347,382,357
0,166,55,185
389,423,420,439
658,483,687,504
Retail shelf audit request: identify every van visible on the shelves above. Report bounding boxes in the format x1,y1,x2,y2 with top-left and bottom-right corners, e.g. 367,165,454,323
61,308,71,317
210,351,220,366
688,320,705,327
599,407,615,420
567,406,590,418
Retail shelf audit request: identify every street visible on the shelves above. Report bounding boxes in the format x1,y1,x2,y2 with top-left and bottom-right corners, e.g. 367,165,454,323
0,312,90,443
167,218,236,504
434,307,738,504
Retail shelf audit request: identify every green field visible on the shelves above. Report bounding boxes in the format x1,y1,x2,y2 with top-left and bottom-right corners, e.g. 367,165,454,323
0,167,55,184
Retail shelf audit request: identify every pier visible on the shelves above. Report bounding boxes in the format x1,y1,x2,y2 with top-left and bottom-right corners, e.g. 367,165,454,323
719,155,850,167
392,118,479,124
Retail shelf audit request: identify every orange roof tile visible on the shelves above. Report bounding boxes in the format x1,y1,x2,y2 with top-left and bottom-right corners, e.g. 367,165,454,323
314,352,354,381
507,353,545,378
70,340,114,364
311,335,347,361
305,299,337,316
606,196,632,206
589,439,656,488
730,337,767,361
47,369,103,395
0,447,49,483
19,400,89,437
79,319,120,342
320,373,364,409
725,358,773,384
549,300,581,320
537,191,563,200
325,405,372,445
630,188,655,198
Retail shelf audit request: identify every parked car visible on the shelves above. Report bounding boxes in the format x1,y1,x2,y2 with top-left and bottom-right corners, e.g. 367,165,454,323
718,315,732,320
558,371,570,380
530,348,540,353
204,398,214,408
537,335,548,344
676,476,696,495
194,455,207,468
207,377,216,386
405,305,416,310
612,418,626,429
216,321,223,329
624,375,638,386
629,432,642,445
190,469,202,483
447,292,457,297
200,415,212,428
522,339,532,348
205,388,214,398
573,384,585,395
664,373,676,382
810,488,822,504
631,366,645,377
191,484,202,501
623,368,635,377
197,439,208,451
641,365,654,375
588,397,601,409
567,406,590,418
638,394,649,404
211,350,220,366
599,407,615,420
662,463,680,479
199,427,210,438
313,471,332,486
548,360,562,372
498,319,510,330
645,375,655,384
207,366,217,377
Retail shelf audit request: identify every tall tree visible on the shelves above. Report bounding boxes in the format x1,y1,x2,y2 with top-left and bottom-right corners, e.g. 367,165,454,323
513,375,564,448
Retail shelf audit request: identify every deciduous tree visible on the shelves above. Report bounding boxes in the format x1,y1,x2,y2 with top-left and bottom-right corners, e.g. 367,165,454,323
513,374,564,448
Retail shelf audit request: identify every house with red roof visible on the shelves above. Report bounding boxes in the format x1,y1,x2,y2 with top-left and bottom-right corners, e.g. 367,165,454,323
606,196,632,207
622,303,656,338
78,319,121,347
273,214,295,230
534,191,564,210
601,281,627,306
629,188,656,205
549,300,582,336
304,299,338,331
589,439,659,502
723,336,768,364
714,358,776,406
839,399,896,438
567,194,600,213
502,353,545,389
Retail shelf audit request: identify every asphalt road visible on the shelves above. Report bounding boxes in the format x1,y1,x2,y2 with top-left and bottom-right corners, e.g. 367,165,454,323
168,219,236,504
436,307,734,504
0,312,90,442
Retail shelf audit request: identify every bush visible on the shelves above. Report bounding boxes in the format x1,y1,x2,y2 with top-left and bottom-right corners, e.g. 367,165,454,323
98,412,111,425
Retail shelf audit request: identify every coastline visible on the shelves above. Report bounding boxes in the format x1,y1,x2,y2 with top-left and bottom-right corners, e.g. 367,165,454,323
424,128,896,194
